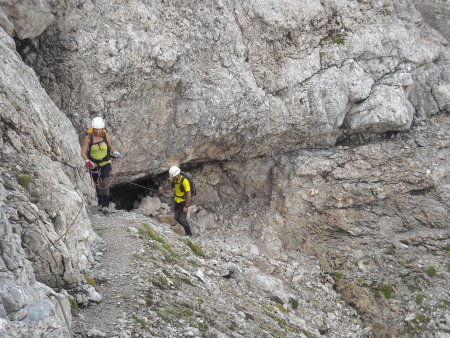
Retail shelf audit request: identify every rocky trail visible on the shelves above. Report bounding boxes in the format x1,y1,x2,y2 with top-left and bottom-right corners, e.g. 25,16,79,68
72,208,366,338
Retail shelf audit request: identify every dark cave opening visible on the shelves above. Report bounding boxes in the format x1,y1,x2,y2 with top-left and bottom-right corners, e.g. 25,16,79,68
109,173,166,211
110,163,204,211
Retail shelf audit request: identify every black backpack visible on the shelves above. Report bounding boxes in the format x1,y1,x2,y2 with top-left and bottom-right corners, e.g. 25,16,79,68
179,172,197,197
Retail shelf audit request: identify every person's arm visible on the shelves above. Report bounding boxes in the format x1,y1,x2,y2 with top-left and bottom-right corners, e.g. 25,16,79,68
81,136,90,161
106,133,123,158
81,136,94,168
105,133,116,154
184,191,192,211
183,178,191,211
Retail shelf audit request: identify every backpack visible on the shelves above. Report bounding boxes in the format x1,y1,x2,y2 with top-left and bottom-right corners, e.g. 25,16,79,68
85,128,110,163
179,172,197,197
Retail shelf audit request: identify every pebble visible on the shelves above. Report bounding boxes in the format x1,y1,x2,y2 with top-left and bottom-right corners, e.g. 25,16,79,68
405,313,416,322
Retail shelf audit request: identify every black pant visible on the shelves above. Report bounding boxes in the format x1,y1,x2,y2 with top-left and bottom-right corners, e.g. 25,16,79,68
174,201,192,236
90,163,112,208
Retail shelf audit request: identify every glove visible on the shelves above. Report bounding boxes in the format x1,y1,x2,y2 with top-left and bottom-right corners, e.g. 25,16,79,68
85,159,94,169
112,151,122,158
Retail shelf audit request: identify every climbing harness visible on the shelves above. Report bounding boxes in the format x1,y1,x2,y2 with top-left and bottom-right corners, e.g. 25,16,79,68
89,166,103,188
87,155,124,190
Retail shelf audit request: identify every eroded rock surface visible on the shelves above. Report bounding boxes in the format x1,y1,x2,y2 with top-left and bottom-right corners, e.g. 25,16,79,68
0,24,98,336
22,0,449,181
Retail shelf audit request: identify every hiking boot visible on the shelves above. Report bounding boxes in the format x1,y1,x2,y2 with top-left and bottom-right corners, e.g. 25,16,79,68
102,207,109,214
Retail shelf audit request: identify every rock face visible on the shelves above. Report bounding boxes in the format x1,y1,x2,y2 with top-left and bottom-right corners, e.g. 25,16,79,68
0,19,97,336
0,0,449,337
194,116,449,334
0,0,54,39
25,0,449,181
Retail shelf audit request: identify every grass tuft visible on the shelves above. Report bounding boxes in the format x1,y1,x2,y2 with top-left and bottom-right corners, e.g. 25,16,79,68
139,224,177,261
425,266,436,278
332,35,345,45
84,275,96,287
145,289,153,306
289,297,299,310
133,315,148,330
69,297,78,311
18,174,31,188
371,282,394,299
437,298,450,310
333,272,344,280
186,239,206,257
274,302,288,314
415,294,425,304
261,304,288,329
413,313,429,324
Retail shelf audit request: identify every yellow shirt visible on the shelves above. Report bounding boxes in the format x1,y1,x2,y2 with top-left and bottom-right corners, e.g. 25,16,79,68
170,176,191,203
89,141,111,167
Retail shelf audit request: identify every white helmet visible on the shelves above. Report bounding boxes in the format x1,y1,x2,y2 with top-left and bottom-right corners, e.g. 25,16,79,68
92,117,105,129
169,166,181,177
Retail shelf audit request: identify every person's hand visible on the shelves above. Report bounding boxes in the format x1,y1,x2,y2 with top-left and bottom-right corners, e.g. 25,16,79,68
183,206,189,212
158,186,165,194
112,151,122,158
85,159,94,169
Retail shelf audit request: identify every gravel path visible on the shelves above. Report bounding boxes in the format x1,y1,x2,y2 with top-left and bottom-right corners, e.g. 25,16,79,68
73,210,148,337
71,207,369,338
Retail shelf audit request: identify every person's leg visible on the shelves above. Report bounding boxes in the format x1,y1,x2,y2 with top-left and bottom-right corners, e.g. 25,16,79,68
175,202,192,236
91,170,102,208
174,203,181,223
99,164,112,210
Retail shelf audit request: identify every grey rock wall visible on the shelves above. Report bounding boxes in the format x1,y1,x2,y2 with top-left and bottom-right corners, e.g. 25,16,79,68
0,23,97,336
0,210,73,337
196,115,449,334
25,0,449,182
0,0,54,39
